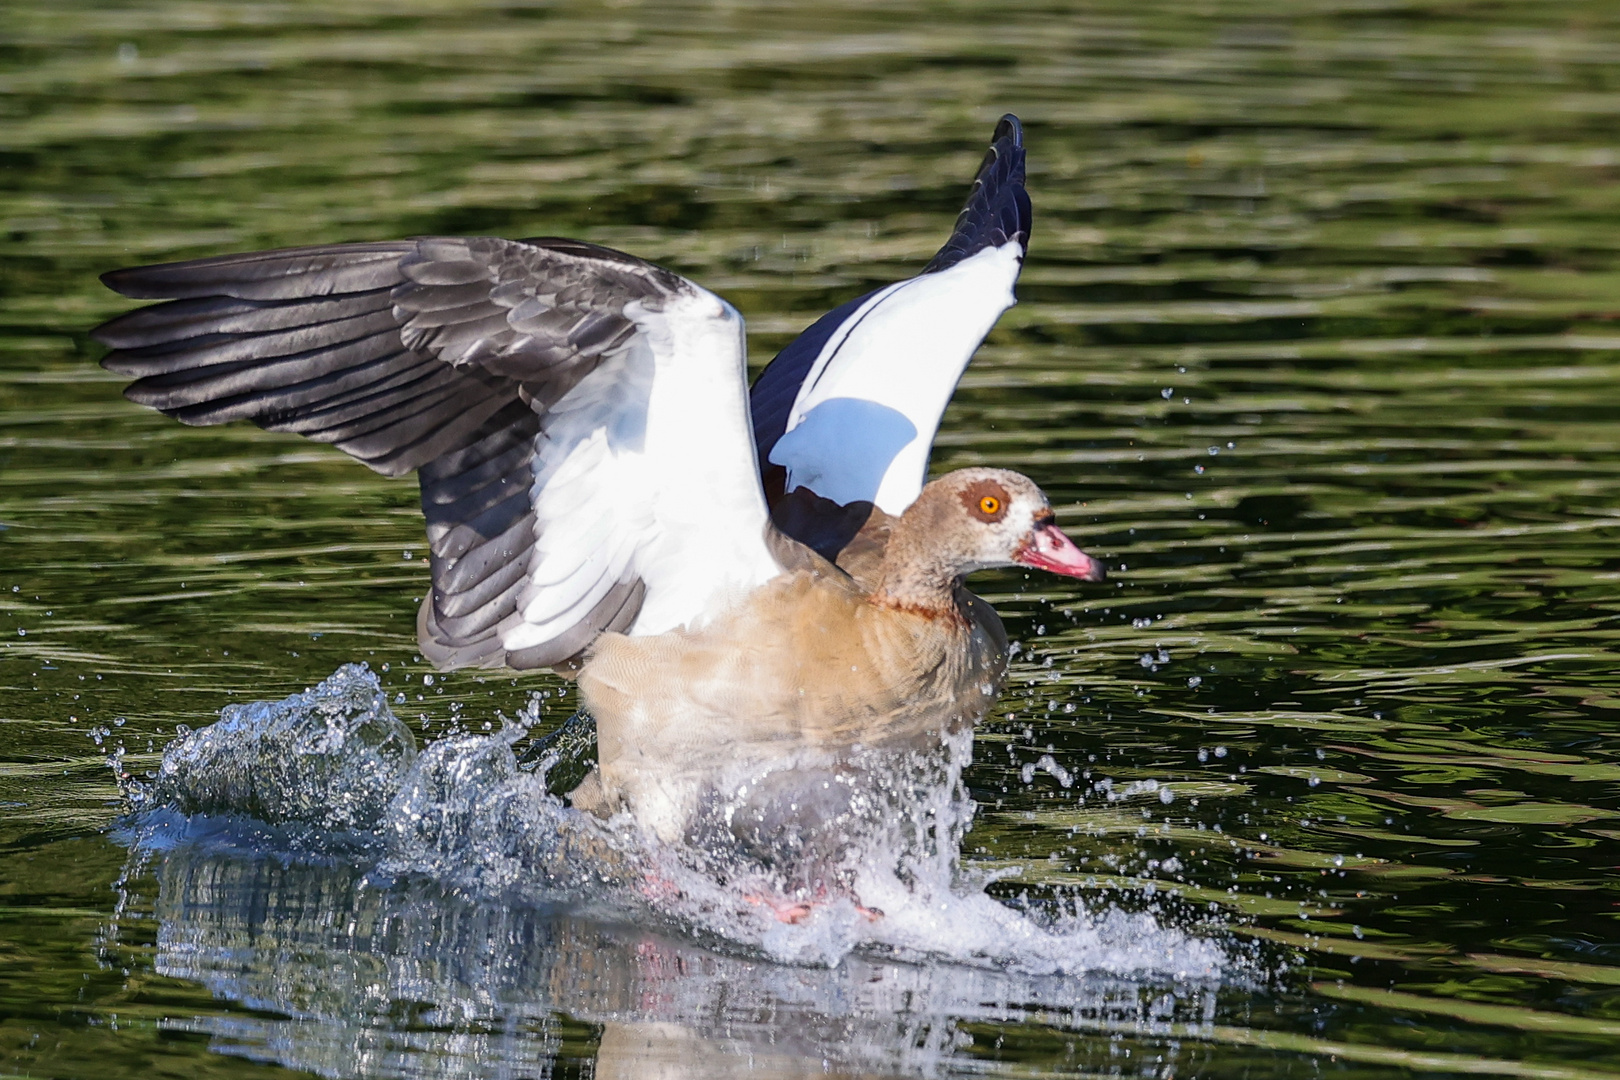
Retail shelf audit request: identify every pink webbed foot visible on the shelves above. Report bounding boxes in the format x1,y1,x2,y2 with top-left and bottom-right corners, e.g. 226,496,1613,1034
741,892,884,924
743,893,815,924
639,869,684,904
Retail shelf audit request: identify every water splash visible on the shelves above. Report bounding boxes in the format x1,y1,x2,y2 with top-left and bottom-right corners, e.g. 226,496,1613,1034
126,662,417,834
122,664,1228,977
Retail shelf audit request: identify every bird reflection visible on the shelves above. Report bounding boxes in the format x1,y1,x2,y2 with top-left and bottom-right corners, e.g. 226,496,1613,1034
106,835,1216,1080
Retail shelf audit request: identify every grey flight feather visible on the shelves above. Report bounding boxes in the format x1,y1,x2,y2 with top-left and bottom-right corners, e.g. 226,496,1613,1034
94,235,688,670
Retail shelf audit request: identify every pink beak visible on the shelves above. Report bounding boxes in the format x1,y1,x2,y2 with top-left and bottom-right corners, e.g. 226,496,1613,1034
1014,521,1107,582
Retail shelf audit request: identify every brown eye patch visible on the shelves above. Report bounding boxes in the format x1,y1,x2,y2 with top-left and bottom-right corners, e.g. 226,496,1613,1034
961,480,1010,523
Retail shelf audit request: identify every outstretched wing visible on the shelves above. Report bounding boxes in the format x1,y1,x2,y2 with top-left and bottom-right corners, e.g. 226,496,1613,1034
95,237,780,670
750,114,1030,518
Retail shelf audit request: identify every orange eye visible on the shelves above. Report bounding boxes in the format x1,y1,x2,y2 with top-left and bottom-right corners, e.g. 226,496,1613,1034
979,495,1001,516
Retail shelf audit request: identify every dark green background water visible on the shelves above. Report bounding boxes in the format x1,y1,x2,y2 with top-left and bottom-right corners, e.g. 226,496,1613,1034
3,0,1620,1077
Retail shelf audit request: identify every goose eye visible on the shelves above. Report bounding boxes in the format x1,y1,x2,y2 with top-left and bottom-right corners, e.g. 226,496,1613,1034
961,481,1010,521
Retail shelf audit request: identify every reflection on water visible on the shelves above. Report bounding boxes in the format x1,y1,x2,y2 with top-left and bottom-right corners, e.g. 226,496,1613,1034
113,837,1219,1080
5,0,1620,1076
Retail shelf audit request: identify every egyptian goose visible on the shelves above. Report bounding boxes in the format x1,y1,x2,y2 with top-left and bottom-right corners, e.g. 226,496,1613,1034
91,115,1105,853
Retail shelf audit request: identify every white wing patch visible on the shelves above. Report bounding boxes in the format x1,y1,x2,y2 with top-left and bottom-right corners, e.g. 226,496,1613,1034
501,288,780,654
768,242,1023,515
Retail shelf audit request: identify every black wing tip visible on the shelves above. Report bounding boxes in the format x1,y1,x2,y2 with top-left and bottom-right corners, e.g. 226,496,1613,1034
91,270,171,346
99,264,169,301
922,112,1031,275
992,113,1024,149
97,241,415,305
99,254,238,302
90,297,173,348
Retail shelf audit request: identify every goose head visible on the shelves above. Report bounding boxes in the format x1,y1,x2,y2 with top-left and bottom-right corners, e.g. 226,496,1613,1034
872,468,1105,615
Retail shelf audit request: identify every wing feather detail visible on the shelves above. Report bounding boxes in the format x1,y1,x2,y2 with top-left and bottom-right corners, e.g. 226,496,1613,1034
750,114,1030,522
96,236,778,670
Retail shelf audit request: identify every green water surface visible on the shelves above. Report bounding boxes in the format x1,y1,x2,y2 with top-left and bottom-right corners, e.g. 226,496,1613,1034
3,1,1620,1077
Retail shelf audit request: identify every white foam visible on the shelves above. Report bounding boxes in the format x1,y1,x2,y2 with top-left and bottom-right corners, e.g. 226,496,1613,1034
124,664,1230,979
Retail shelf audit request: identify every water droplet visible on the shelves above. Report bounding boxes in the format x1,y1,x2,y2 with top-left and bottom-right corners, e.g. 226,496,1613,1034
1160,387,1174,399
1187,676,1202,688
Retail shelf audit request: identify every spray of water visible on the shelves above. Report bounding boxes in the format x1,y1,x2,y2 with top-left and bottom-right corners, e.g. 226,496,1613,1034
123,663,1227,976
